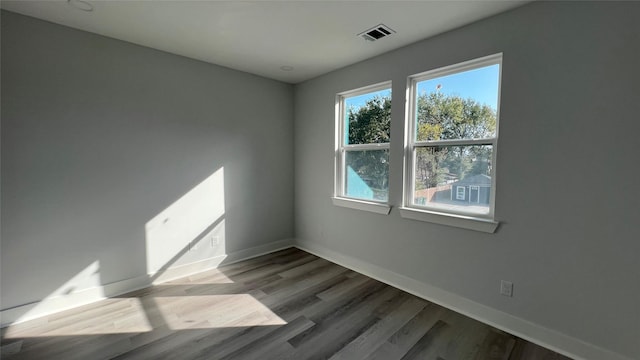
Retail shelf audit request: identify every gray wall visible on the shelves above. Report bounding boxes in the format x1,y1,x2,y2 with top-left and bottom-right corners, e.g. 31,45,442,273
1,11,293,311
294,2,639,359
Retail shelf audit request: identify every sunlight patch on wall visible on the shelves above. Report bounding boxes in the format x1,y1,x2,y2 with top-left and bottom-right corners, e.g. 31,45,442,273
48,260,103,298
153,294,287,329
145,167,226,274
4,261,104,326
3,298,152,338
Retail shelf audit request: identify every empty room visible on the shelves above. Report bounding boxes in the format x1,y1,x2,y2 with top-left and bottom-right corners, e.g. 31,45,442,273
1,1,638,359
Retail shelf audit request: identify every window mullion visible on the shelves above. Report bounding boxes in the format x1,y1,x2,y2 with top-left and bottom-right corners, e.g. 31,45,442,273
413,138,495,147
343,143,390,151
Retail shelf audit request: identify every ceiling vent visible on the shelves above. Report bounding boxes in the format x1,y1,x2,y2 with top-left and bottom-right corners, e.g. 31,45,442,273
358,24,395,42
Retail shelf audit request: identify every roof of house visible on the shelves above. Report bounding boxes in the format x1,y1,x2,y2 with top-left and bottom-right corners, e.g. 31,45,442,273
452,174,491,186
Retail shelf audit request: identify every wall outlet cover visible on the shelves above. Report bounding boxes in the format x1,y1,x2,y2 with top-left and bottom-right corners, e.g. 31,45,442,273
500,280,513,297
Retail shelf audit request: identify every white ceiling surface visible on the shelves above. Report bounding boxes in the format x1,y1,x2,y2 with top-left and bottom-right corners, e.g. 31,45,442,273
0,1,528,83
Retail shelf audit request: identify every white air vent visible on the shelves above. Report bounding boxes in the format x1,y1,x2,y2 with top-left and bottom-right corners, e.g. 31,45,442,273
358,24,395,41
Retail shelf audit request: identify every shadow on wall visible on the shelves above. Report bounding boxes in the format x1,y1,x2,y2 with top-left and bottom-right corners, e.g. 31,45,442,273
145,167,227,281
1,171,303,359
0,9,293,332
3,166,233,326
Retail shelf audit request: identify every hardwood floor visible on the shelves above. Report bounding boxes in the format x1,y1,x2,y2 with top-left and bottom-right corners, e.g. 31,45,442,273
1,248,571,360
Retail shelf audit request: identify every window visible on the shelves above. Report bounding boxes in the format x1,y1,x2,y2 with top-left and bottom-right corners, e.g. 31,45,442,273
401,54,501,231
333,82,391,214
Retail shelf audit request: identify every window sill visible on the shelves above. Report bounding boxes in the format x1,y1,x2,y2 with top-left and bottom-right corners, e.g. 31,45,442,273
331,197,392,215
399,207,499,233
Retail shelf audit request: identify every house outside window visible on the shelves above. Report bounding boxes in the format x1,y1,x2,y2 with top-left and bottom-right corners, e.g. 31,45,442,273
402,54,502,228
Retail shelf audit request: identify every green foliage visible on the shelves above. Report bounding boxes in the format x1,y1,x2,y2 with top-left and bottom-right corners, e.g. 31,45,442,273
415,91,496,188
417,92,495,141
468,147,492,176
415,147,448,189
348,96,391,144
346,96,391,194
344,91,496,193
417,123,443,142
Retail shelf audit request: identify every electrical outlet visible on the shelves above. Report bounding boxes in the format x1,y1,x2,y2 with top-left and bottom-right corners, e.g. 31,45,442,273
210,236,220,247
500,280,513,297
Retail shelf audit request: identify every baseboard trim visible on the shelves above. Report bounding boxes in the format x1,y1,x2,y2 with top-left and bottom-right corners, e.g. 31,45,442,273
150,238,295,284
1,238,294,328
295,241,632,360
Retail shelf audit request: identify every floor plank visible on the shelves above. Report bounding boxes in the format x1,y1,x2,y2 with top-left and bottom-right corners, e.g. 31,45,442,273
1,248,572,360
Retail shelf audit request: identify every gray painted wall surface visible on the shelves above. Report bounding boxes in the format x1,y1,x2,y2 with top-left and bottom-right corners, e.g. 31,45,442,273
1,12,293,310
294,2,639,359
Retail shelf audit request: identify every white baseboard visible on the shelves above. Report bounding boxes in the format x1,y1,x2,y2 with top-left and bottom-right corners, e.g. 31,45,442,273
0,276,149,329
4,237,628,360
1,238,294,328
220,238,295,268
150,238,294,284
294,241,633,360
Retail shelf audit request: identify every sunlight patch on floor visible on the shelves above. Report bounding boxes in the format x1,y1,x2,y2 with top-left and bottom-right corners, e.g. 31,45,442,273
2,261,104,328
3,298,152,338
153,294,287,329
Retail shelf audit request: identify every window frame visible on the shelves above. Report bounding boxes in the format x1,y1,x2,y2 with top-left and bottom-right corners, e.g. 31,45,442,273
401,54,502,232
332,81,392,214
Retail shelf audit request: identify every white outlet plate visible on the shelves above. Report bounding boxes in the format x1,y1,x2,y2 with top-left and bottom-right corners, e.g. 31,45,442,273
500,280,513,297
211,236,220,247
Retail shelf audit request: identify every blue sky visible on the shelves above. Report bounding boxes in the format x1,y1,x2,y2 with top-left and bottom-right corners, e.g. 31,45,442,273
345,88,391,111
417,64,500,110
345,64,500,112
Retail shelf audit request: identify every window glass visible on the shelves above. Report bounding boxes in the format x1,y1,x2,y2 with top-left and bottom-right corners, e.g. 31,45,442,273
406,55,501,219
336,84,391,203
345,149,389,201
345,89,391,145
414,145,493,215
415,65,499,141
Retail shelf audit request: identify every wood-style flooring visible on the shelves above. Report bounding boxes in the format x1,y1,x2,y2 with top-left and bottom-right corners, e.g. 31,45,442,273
1,248,572,359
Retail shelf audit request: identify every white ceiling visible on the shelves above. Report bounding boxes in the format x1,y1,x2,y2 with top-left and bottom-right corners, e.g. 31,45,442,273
1,1,529,84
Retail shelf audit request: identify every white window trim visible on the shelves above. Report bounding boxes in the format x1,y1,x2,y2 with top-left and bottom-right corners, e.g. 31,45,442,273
331,197,392,215
401,53,502,232
333,81,392,214
456,186,466,200
399,207,499,233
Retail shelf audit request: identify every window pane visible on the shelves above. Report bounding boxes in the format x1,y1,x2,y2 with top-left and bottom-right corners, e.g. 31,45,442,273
345,149,389,201
413,145,492,215
416,64,499,141
345,89,391,145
